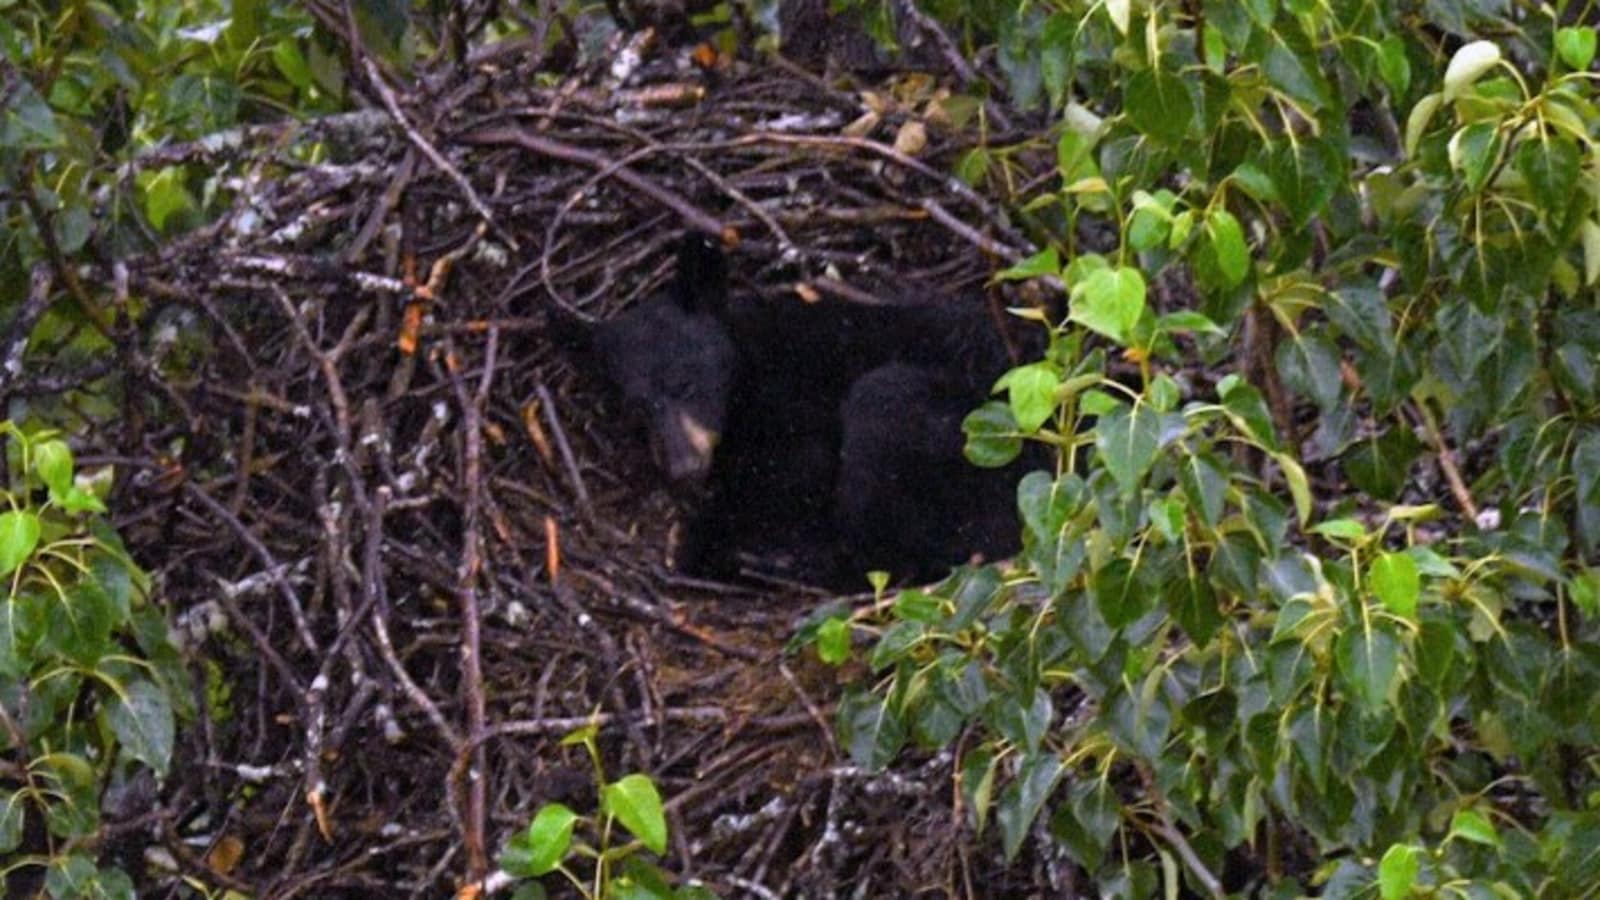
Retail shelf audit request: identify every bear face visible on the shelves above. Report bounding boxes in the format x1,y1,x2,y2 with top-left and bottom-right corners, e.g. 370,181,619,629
591,236,737,484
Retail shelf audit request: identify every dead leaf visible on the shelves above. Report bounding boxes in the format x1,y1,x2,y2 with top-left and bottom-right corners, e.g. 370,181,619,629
842,111,880,138
893,120,928,157
206,835,245,875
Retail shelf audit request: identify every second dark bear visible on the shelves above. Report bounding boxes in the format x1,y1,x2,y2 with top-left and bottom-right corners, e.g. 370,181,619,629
587,234,1035,589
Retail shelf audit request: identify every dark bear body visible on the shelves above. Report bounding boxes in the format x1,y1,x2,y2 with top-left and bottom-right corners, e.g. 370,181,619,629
584,235,1036,589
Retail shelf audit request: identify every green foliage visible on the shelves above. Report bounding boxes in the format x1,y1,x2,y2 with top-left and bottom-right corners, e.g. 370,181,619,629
0,0,349,426
0,422,188,895
500,725,712,899
807,1,1600,894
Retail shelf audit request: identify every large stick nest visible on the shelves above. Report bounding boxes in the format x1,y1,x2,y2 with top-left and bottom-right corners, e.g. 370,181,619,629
98,29,1072,898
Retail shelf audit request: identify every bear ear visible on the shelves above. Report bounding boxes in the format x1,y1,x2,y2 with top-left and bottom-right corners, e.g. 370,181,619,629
670,232,728,316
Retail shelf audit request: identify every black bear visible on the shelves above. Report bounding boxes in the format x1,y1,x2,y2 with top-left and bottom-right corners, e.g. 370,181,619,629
580,233,1035,589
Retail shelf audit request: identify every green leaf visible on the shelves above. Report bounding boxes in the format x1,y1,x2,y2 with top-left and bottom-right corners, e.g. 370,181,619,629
1442,40,1501,99
997,246,1060,282
503,804,579,877
816,617,850,664
1556,26,1597,71
1448,807,1501,848
1377,843,1422,900
1202,24,1228,71
956,147,991,185
837,689,905,771
1266,139,1342,228
1,82,64,148
1404,93,1443,158
0,788,23,854
1124,68,1195,145
1058,129,1096,181
992,687,1053,755
1415,618,1456,686
1205,209,1250,287
1369,552,1420,620
1094,558,1150,628
43,856,100,900
1572,569,1600,620
1343,426,1423,501
273,38,313,89
1041,13,1073,111
1017,471,1086,542
1514,137,1580,214
0,591,45,679
56,486,108,515
1283,706,1329,797
105,678,175,775
1584,219,1600,286
1128,190,1177,251
0,511,42,577
1070,266,1147,345
1273,452,1312,527
963,402,1023,468
960,747,998,834
1574,429,1600,553
1448,122,1501,193
1157,311,1224,337
1337,625,1402,710
892,589,939,623
1377,35,1411,96
34,438,74,500
1311,518,1367,541
1051,777,1120,871
997,753,1064,861
1218,377,1278,450
1178,453,1228,527
1166,573,1222,647
142,167,194,232
1262,29,1331,109
997,363,1061,433
602,774,668,855
1095,404,1161,496
1277,330,1343,413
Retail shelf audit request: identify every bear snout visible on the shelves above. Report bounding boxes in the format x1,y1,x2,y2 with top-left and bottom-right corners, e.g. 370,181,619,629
651,405,722,484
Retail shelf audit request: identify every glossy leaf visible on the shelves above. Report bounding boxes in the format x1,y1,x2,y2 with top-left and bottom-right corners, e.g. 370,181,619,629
838,690,905,772
1377,843,1421,899
503,804,579,877
602,774,668,855
997,753,1064,861
0,511,41,577
997,363,1061,433
816,617,851,664
1337,625,1402,710
963,402,1024,468
1124,69,1195,145
1095,404,1161,496
1448,808,1501,848
1071,267,1146,345
105,679,175,776
1205,209,1250,287
1556,26,1597,71
1370,552,1420,620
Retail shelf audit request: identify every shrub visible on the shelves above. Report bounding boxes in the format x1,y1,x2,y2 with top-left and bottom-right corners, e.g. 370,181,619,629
810,1,1600,895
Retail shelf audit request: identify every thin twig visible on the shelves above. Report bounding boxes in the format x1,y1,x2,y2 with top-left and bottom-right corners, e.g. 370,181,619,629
360,57,511,249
